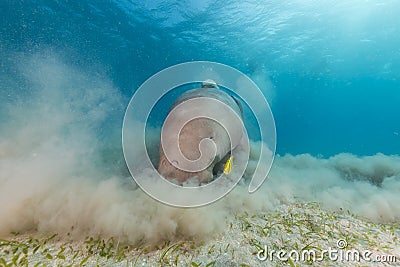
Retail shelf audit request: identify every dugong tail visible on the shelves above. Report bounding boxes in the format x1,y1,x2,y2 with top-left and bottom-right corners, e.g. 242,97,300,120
201,79,243,114
201,79,219,89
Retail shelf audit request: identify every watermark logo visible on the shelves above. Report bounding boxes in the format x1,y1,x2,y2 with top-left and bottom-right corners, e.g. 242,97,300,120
257,239,398,264
122,61,276,207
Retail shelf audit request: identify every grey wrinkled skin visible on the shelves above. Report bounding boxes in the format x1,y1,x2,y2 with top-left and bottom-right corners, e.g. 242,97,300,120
157,87,243,185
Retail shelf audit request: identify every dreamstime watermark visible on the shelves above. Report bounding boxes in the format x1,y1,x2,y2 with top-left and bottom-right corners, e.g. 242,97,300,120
257,239,398,264
122,61,276,207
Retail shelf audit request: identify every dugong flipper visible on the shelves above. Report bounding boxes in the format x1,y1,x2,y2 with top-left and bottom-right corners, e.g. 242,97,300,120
157,81,243,185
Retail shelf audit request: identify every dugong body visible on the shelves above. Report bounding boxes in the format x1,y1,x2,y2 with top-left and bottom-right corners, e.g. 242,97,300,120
157,85,243,185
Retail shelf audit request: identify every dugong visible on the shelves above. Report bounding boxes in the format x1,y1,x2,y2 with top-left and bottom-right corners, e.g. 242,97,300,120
157,80,244,185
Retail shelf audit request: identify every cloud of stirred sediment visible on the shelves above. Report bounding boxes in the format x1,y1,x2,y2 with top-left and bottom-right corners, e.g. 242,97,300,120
0,53,399,245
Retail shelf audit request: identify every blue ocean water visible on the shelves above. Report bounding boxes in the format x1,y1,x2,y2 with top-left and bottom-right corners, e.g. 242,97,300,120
1,1,400,244
1,0,399,157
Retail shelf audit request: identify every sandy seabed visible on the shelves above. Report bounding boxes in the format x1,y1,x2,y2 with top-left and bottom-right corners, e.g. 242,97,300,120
1,202,399,267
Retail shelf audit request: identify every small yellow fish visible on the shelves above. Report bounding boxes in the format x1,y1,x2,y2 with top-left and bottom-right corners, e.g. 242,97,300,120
223,156,233,175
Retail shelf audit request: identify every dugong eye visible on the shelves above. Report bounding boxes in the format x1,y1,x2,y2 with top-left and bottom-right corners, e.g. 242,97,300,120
209,136,214,139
